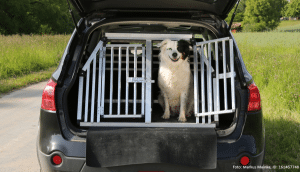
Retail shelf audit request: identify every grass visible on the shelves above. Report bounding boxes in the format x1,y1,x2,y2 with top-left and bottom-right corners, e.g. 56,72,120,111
0,34,70,80
233,32,300,171
233,20,300,32
0,34,71,94
0,66,56,97
276,20,300,31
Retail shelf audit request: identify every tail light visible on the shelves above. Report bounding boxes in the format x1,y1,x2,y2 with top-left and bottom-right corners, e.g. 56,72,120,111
247,82,261,112
41,79,57,111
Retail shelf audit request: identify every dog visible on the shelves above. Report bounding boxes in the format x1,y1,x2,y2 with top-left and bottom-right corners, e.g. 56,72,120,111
157,39,194,122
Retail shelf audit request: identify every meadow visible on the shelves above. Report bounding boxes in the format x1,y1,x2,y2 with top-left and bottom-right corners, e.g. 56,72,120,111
0,34,71,93
0,23,300,171
233,32,300,170
276,20,300,31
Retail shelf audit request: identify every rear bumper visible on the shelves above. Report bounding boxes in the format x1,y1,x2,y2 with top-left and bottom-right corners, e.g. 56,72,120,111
37,148,265,172
37,109,265,172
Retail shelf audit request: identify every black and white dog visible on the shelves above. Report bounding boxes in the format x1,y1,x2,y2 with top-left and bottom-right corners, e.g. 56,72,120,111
157,39,194,122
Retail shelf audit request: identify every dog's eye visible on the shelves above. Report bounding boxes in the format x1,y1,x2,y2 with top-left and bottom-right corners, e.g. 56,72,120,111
167,48,172,50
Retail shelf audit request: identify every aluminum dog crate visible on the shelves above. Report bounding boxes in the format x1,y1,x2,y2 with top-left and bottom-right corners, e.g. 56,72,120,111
77,33,236,128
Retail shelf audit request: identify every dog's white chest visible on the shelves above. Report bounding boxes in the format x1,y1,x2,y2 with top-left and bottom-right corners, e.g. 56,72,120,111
158,62,191,98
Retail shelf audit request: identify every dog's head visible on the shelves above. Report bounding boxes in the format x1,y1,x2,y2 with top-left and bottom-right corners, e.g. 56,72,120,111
157,39,190,63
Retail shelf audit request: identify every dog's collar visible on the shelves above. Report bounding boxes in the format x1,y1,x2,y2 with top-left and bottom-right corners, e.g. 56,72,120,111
181,52,185,60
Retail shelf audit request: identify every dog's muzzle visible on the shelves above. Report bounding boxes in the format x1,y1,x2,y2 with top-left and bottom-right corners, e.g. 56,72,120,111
170,53,179,62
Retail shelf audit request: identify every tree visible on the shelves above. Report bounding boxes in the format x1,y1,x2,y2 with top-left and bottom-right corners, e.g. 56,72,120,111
0,0,40,35
28,0,75,34
284,0,300,17
242,0,287,32
0,0,75,35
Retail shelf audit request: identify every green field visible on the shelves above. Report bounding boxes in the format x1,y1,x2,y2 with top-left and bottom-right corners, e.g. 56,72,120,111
0,30,300,170
233,20,300,32
0,34,70,79
233,32,300,170
0,34,71,93
276,20,300,31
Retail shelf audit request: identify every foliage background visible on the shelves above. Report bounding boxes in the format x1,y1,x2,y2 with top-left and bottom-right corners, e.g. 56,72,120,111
0,0,78,35
242,0,287,32
224,0,300,32
1,0,299,34
225,0,247,23
283,0,300,17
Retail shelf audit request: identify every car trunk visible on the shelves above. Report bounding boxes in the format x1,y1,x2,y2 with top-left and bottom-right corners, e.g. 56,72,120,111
65,20,240,133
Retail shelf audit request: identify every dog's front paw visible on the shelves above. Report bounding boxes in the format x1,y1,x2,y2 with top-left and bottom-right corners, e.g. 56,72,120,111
178,116,187,122
162,112,170,119
186,111,194,117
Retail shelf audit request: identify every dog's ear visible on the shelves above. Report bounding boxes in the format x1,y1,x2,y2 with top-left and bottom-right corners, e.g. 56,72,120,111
177,40,190,60
156,39,169,48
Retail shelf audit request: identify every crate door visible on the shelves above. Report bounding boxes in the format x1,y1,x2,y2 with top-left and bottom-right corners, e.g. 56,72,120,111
103,44,146,118
77,40,106,124
77,41,151,126
193,38,236,125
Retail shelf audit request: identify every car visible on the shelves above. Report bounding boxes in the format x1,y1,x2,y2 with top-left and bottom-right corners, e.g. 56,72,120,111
37,0,266,171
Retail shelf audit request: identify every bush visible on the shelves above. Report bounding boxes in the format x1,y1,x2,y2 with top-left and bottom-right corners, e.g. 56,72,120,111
243,23,268,32
243,0,287,32
235,13,245,22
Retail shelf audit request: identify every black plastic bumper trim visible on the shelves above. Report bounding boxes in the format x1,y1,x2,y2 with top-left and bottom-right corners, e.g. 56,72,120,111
37,149,85,172
36,149,264,172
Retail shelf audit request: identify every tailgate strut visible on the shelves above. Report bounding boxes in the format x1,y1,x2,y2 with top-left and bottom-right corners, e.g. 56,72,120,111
228,0,241,32
66,0,81,37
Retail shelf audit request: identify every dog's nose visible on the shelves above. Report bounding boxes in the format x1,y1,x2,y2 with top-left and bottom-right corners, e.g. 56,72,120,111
172,53,177,57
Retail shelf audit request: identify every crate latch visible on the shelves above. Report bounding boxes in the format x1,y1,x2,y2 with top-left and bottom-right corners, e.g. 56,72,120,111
127,77,155,83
